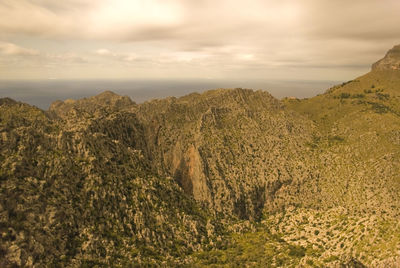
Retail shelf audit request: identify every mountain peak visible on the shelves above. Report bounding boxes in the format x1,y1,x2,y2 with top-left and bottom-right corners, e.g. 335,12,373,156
372,44,400,71
48,90,134,118
95,90,120,98
0,97,17,106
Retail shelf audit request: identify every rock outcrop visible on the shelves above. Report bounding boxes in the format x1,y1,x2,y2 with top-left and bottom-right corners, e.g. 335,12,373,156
372,44,400,71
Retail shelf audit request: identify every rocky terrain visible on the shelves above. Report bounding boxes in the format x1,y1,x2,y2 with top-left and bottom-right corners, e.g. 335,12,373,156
372,45,400,71
1,45,400,267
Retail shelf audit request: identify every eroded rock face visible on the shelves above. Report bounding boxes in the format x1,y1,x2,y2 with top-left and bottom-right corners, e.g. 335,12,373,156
372,44,400,71
172,144,211,203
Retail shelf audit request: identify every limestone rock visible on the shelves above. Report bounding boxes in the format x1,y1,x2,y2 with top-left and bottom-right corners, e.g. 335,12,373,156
372,44,400,71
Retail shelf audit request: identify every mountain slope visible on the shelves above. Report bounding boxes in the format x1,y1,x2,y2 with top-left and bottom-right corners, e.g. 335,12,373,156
1,88,317,266
135,88,317,220
192,46,400,267
0,100,217,266
283,67,400,217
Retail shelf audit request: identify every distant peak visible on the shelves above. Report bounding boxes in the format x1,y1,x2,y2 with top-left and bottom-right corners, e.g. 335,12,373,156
92,91,134,106
96,90,119,98
0,97,17,106
372,44,400,71
48,90,135,118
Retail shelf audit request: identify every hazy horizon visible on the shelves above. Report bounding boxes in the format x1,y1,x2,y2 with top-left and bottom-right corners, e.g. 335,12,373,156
1,0,399,106
0,78,341,109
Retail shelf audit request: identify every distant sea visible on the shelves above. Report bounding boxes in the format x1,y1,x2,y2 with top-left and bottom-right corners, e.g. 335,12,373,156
0,79,340,110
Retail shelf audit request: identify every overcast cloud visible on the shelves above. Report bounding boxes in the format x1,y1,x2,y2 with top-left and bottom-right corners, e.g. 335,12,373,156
0,0,399,81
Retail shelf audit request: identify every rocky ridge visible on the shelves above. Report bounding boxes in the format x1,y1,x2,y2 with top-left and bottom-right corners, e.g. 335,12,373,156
372,45,400,71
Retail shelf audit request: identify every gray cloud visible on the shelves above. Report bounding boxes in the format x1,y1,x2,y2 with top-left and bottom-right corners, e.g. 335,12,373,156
0,0,399,80
0,42,39,56
301,0,400,40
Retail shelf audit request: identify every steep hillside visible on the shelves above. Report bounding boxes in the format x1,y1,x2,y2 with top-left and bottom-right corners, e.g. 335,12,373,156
283,66,400,217
136,88,317,220
0,100,218,266
1,88,318,266
191,46,400,268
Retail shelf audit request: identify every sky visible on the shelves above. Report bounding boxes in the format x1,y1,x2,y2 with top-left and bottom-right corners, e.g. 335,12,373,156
0,0,400,81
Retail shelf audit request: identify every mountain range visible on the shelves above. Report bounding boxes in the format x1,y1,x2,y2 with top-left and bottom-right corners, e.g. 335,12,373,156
1,45,400,267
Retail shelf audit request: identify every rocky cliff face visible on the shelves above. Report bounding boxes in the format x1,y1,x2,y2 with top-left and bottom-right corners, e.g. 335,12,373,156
372,44,400,71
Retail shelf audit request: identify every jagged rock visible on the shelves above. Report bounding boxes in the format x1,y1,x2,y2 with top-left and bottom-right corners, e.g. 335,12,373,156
372,44,400,71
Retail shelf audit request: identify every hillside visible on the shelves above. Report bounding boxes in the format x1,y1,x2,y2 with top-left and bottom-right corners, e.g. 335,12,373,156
1,45,400,267
192,46,400,267
1,88,318,266
0,100,220,266
135,89,317,219
283,60,400,217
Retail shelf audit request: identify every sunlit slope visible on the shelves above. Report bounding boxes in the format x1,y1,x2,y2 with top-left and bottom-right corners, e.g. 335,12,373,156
283,69,400,216
284,70,400,127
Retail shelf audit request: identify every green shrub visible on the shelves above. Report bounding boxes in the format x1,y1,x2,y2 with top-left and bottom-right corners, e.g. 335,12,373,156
369,102,390,113
288,245,306,257
339,93,351,99
375,92,390,100
351,94,365,98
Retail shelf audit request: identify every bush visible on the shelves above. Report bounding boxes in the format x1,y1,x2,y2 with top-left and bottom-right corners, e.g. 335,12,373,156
288,245,306,257
328,135,345,144
369,102,390,113
339,93,351,99
351,94,365,99
375,92,390,100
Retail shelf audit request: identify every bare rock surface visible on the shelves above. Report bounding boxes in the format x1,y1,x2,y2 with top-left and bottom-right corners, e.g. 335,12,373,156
372,45,400,71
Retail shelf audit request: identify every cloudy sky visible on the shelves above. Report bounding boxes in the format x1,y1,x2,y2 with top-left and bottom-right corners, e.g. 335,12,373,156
0,0,399,81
